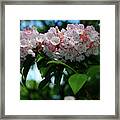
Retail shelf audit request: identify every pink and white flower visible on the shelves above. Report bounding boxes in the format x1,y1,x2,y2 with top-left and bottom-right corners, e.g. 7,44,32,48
20,24,100,62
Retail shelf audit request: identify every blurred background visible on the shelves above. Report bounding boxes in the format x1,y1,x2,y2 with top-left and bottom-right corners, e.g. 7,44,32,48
20,20,100,33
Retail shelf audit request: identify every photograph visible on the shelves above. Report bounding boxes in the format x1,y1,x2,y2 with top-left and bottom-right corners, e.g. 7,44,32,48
20,20,100,100
1,0,118,118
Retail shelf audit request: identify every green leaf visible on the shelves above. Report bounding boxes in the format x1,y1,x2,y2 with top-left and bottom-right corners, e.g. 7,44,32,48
22,55,35,79
47,60,77,73
87,65,100,80
26,80,39,90
20,84,29,100
35,54,44,62
39,67,48,77
38,79,49,89
68,73,88,94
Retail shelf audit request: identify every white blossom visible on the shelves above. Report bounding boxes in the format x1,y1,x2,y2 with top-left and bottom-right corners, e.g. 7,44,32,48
50,36,60,46
28,49,35,57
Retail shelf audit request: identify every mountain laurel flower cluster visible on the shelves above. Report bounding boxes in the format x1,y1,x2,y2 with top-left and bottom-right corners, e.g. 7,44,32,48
20,24,100,62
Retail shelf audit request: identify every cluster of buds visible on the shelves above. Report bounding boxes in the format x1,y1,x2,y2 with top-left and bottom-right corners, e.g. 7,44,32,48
20,24,100,63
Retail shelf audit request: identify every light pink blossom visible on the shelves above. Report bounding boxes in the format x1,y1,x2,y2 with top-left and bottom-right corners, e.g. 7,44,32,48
20,24,100,62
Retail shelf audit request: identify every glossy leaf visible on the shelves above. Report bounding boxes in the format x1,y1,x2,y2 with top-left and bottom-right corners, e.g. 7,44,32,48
68,73,88,94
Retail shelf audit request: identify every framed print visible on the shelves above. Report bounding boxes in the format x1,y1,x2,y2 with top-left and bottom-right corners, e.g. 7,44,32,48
0,0,119,119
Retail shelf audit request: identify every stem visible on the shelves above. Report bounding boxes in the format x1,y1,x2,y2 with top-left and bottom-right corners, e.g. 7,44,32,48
47,60,77,73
